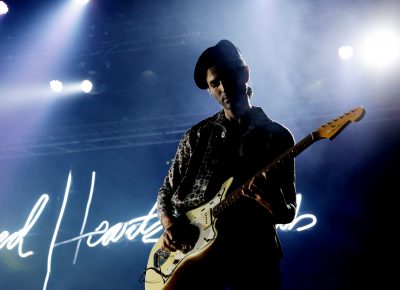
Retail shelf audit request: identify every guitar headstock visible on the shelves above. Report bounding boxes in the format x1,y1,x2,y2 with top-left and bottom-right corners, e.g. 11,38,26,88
314,106,366,140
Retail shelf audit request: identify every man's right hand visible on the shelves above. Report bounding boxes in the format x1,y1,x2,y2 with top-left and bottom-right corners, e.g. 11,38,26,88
160,218,199,253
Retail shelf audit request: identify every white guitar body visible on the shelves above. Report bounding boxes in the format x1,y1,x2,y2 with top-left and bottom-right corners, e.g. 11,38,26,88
144,177,234,290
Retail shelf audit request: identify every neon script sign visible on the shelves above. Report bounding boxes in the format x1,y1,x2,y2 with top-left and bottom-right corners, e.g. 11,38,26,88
0,171,316,289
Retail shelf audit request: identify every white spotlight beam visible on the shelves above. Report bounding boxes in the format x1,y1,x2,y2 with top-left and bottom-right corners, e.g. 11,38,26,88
74,0,90,5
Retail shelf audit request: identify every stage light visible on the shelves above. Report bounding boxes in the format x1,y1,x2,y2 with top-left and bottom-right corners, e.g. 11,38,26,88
74,0,90,5
338,45,354,60
360,29,400,68
0,1,8,15
50,80,63,93
81,80,93,93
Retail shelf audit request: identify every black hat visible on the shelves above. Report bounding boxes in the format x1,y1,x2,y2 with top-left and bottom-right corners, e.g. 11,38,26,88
194,39,246,89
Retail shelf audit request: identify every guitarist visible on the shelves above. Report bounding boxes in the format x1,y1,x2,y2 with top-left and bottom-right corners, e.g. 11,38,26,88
156,39,297,290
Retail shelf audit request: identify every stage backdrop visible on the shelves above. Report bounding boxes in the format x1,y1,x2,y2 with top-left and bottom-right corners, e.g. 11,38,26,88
1,0,399,289
1,105,398,290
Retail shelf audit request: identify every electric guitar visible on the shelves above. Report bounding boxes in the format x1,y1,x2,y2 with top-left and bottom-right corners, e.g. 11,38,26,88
143,106,366,290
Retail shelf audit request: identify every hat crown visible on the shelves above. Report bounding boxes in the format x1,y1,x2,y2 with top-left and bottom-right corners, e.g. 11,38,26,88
214,39,243,61
194,39,245,89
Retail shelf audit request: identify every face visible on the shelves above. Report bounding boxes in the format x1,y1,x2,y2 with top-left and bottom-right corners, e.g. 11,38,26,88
206,65,249,112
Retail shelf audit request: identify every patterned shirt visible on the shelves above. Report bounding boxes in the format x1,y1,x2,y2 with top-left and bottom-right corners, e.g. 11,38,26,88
157,106,297,224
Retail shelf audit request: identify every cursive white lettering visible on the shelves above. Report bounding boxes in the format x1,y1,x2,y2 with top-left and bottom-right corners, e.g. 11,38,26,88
0,172,317,290
0,193,49,258
276,193,317,231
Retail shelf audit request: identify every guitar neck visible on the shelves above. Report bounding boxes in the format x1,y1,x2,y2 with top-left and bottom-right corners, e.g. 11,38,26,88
212,131,319,218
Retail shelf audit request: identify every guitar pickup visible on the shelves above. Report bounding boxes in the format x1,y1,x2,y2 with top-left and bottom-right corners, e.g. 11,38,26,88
154,249,170,268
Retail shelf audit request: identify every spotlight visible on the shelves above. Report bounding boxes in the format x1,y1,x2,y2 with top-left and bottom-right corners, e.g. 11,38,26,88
74,0,90,5
50,80,64,93
0,1,8,15
81,80,93,93
338,45,354,60
360,29,400,68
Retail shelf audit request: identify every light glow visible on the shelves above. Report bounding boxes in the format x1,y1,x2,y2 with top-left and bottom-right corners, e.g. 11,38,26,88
74,0,90,5
338,45,354,60
81,79,93,93
0,1,8,15
360,28,400,68
49,80,63,93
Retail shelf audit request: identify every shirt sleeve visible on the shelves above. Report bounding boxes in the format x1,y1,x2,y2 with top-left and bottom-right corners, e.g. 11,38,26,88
156,130,192,218
269,127,297,224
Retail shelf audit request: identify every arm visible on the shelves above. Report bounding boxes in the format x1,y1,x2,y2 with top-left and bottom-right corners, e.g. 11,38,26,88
248,160,296,224
156,131,194,251
245,127,297,224
157,132,191,221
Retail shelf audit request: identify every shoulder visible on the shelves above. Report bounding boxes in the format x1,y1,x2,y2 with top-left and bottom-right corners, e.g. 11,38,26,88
179,111,221,144
269,119,294,143
186,111,221,136
251,107,295,145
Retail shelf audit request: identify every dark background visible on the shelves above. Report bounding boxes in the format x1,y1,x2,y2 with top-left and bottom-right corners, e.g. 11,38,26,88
0,0,399,289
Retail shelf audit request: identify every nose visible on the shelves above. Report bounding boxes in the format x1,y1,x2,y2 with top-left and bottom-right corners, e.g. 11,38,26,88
218,81,225,94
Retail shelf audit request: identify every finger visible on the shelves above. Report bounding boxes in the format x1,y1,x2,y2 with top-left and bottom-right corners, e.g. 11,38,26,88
247,175,265,192
164,227,174,240
241,187,255,199
248,182,263,195
241,181,262,199
161,232,178,252
252,193,274,215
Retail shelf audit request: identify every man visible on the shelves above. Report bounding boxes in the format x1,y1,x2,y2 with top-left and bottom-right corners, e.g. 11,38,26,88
156,39,297,290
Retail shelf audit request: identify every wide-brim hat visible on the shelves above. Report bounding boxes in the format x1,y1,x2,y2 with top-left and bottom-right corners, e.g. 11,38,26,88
194,39,246,89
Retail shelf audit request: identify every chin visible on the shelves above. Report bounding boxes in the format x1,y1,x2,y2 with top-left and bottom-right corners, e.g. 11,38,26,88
223,104,233,110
